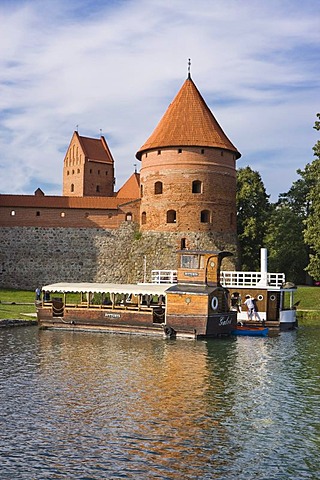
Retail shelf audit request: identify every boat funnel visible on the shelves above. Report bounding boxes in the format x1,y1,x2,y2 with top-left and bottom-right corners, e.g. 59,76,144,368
258,248,268,286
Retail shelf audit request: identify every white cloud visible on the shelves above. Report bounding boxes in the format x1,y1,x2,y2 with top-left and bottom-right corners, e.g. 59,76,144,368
0,0,319,200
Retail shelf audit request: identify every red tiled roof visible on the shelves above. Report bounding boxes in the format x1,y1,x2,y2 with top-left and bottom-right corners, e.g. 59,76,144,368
0,195,137,210
77,133,114,164
116,172,140,199
136,77,241,160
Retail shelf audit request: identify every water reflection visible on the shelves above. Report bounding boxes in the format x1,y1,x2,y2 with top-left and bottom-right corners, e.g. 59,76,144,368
0,326,319,479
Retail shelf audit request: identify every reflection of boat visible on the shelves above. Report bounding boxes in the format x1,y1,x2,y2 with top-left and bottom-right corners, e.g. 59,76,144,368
37,250,237,339
231,325,269,337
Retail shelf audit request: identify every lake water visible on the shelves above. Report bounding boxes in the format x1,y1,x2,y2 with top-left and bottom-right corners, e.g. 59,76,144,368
0,325,319,479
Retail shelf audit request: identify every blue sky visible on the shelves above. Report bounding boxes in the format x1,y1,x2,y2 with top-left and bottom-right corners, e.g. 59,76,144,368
0,0,319,201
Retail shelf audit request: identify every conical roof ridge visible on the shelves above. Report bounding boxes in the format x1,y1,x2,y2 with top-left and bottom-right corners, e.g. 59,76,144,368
136,77,241,160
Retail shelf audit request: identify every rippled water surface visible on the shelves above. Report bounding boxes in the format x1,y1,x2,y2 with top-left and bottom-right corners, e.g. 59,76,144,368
0,325,319,479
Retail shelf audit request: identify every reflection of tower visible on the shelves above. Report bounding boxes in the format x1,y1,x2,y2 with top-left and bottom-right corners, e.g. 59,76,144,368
136,74,241,236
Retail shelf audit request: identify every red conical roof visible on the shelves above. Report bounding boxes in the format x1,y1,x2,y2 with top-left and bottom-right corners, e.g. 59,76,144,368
136,77,241,160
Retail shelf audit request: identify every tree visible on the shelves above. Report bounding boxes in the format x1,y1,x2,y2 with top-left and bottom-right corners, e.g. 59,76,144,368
264,205,308,284
236,166,270,270
303,114,320,280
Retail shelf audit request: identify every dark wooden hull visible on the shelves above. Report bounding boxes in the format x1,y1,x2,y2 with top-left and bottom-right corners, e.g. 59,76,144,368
37,306,237,338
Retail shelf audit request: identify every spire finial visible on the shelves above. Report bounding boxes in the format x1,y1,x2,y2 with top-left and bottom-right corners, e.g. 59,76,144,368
188,58,191,79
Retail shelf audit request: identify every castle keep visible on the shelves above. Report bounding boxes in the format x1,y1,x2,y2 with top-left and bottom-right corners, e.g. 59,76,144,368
0,75,241,289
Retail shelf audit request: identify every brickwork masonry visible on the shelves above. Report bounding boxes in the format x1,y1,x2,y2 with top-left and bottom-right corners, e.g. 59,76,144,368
0,224,238,290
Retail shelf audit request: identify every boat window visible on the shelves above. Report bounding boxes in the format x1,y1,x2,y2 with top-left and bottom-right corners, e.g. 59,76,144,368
181,254,199,269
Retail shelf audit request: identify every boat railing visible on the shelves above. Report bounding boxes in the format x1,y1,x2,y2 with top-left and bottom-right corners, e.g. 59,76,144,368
221,271,285,288
151,270,178,284
150,269,285,287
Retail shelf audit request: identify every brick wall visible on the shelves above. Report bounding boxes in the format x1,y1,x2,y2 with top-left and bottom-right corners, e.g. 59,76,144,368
139,146,237,233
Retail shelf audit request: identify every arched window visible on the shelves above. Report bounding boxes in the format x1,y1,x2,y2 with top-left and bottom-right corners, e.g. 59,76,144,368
125,213,132,222
192,180,202,193
154,181,163,194
201,210,210,223
96,185,100,192
71,184,74,192
167,210,176,223
180,238,186,249
141,212,146,224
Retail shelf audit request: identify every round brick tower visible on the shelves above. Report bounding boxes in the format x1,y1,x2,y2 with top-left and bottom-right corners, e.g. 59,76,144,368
136,75,241,241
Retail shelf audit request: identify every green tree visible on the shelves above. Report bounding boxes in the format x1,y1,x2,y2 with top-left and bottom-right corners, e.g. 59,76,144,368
303,114,320,280
264,205,308,284
236,166,270,270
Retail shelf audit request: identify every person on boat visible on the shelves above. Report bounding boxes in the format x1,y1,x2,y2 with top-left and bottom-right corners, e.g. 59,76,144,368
244,295,255,320
252,298,262,321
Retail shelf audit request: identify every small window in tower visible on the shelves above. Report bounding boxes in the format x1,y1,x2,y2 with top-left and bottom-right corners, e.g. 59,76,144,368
167,210,176,223
10,210,16,216
96,185,100,193
72,169,74,174
141,212,146,224
67,171,70,176
140,185,143,197
154,181,163,195
105,171,108,175
36,211,40,217
77,168,80,174
221,151,224,156
145,152,148,158
90,169,92,174
126,213,132,222
71,184,74,192
192,180,202,194
178,149,182,154
181,238,186,250
201,149,205,154
98,170,100,175
201,210,210,223
157,150,161,155
60,212,65,218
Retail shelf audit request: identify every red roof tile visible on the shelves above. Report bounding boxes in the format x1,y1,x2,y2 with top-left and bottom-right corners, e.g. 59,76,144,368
136,77,241,160
77,133,114,164
116,172,140,199
0,195,137,210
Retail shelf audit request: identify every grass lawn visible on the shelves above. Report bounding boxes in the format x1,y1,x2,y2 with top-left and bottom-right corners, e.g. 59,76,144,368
0,289,37,320
295,286,320,311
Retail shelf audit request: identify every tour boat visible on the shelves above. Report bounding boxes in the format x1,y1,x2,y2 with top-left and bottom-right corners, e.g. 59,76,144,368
37,250,237,339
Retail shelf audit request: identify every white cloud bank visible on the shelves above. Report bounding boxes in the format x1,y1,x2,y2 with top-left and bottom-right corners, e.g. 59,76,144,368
0,0,319,200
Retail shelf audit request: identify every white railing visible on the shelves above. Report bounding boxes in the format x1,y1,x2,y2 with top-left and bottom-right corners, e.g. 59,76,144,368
151,269,285,287
151,270,177,284
221,271,285,288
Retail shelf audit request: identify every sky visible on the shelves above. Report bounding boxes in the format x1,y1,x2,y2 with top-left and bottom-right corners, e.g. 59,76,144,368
0,0,319,202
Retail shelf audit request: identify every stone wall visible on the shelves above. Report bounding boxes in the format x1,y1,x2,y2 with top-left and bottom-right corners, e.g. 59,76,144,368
0,223,238,290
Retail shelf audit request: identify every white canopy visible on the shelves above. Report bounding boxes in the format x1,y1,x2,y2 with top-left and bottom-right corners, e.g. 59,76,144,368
42,282,172,296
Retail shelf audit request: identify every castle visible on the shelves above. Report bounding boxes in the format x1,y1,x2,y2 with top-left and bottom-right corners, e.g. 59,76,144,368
0,74,241,289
